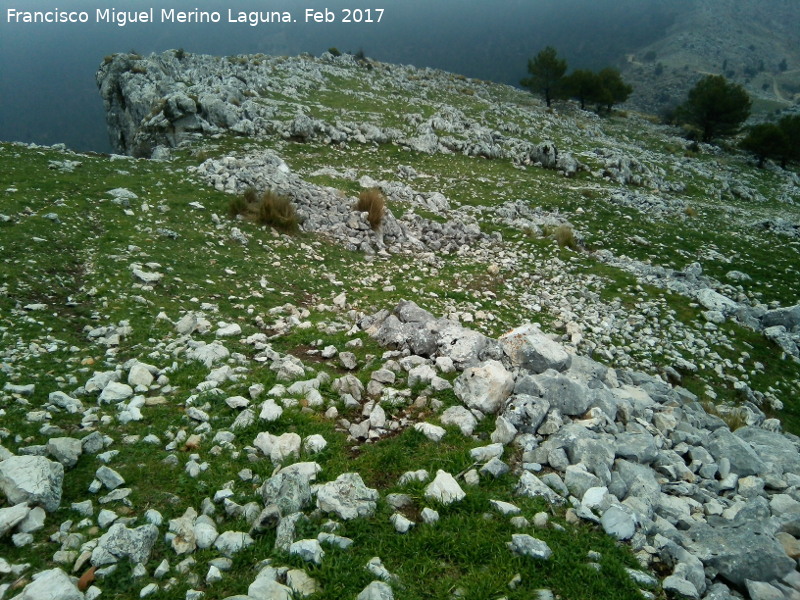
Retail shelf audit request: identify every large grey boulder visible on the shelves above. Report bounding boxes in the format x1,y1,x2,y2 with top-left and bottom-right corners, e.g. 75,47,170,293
316,473,378,520
614,432,658,464
696,289,738,315
706,427,766,477
600,505,637,540
735,427,800,474
501,395,550,434
453,360,514,415
684,521,794,587
565,437,615,483
436,322,491,368
46,437,83,468
91,523,159,566
12,568,83,600
499,325,571,374
535,371,593,416
761,304,800,330
0,455,64,512
613,460,661,509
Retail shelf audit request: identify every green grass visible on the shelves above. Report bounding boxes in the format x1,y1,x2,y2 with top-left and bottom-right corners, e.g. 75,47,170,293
2,50,800,600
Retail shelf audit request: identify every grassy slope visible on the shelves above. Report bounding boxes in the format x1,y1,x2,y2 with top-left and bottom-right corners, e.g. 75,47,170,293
1,54,798,599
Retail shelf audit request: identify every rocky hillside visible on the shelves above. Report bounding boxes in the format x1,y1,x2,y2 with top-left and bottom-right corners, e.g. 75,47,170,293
622,0,800,116
1,50,800,600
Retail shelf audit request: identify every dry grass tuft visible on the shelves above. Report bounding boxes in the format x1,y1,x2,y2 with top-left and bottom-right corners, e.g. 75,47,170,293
228,195,248,219
554,225,579,249
542,224,579,250
228,188,299,232
684,206,698,217
702,401,747,431
252,190,300,233
355,188,386,231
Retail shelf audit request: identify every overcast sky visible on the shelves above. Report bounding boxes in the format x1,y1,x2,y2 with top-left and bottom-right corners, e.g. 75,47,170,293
0,0,679,151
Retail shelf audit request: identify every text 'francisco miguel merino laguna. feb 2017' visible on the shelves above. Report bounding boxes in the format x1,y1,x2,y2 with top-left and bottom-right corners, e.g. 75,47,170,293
5,7,385,27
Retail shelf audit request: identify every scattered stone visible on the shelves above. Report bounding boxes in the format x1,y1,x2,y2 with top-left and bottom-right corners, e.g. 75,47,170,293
0,455,64,512
453,360,514,414
357,581,394,600
214,531,254,557
12,568,83,600
316,473,379,520
414,422,446,442
46,438,82,468
507,534,552,560
92,523,159,566
500,325,571,373
421,507,440,524
289,539,325,565
425,470,466,505
390,513,415,533
515,472,565,505
440,406,478,436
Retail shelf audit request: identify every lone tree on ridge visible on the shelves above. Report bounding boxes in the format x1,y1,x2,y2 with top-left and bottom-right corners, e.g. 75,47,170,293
521,46,567,108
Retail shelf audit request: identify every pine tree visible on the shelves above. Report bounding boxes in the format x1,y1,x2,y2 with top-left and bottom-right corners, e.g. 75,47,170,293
678,75,751,142
521,47,567,108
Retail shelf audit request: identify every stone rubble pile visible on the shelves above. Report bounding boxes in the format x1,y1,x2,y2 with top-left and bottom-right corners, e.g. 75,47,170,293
595,251,800,359
359,301,800,600
190,149,485,255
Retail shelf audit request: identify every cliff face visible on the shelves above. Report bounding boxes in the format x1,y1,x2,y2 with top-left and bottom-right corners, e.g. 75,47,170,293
97,51,256,156
95,50,585,172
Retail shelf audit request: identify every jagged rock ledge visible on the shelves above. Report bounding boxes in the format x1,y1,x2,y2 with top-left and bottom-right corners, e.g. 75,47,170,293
95,50,582,177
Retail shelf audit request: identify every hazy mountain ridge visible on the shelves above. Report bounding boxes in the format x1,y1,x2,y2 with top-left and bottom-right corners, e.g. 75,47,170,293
622,0,800,116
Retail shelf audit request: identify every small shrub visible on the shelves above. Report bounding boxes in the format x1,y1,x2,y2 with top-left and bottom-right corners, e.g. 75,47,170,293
252,190,299,233
328,47,342,57
175,48,186,61
131,65,148,75
228,195,248,219
243,187,259,205
355,188,386,231
684,206,698,217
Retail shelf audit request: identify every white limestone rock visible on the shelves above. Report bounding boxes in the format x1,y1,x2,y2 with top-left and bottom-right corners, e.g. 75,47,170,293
424,470,466,505
0,455,64,512
453,360,514,415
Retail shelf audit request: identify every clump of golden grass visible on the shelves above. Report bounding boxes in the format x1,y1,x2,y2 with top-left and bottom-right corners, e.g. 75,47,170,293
228,188,299,233
252,190,299,233
542,224,579,250
355,187,386,230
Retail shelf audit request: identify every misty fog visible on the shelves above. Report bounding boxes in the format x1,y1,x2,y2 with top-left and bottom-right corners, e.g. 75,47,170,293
0,0,679,152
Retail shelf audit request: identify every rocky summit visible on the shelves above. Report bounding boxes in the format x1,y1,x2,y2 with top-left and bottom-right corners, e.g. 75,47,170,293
1,49,800,600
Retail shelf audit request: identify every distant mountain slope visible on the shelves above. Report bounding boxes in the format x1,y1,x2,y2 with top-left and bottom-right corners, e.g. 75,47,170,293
622,0,800,116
